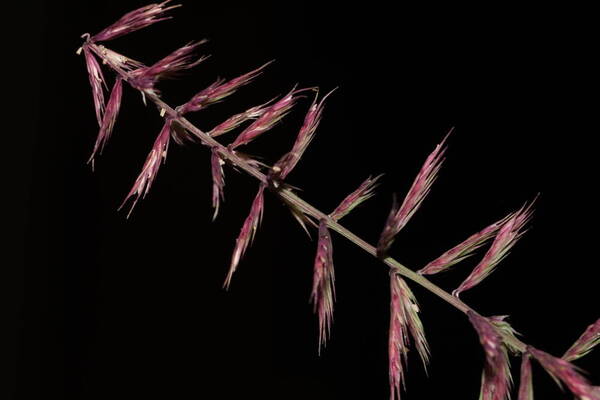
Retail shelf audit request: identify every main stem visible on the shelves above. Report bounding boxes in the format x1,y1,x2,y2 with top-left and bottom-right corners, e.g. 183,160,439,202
87,42,526,353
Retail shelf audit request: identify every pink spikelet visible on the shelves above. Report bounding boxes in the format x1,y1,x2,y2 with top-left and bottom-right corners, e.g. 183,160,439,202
417,212,513,275
563,318,600,362
269,89,335,182
467,311,512,400
377,132,450,259
130,41,209,95
210,147,226,221
528,346,600,400
389,273,430,400
224,185,265,289
230,87,312,149
119,119,173,217
82,45,106,127
453,198,536,297
518,354,534,400
96,46,145,71
178,62,272,114
89,77,123,166
310,219,336,353
91,1,181,42
209,101,273,138
329,175,382,222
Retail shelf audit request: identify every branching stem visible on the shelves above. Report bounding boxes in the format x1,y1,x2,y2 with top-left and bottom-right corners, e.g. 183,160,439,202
87,41,527,354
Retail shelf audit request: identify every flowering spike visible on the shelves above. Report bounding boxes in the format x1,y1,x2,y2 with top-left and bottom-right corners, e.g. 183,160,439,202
389,273,429,400
467,311,512,400
179,61,272,115
210,148,226,221
230,87,313,149
269,88,336,182
310,219,336,353
563,318,600,362
377,131,451,259
119,119,172,217
453,197,537,297
330,175,383,221
90,1,181,42
418,212,513,275
130,41,209,94
208,101,273,138
528,346,600,400
224,185,265,289
89,77,123,166
518,354,534,400
82,46,106,127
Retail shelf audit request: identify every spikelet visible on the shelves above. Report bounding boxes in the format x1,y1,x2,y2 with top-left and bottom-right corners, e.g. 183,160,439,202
208,101,273,138
89,77,123,167
377,132,450,259
310,219,336,353
129,41,209,94
178,62,272,114
82,45,106,127
417,213,512,275
518,354,534,400
269,89,335,182
527,346,600,400
210,147,226,221
119,119,173,216
224,185,265,289
453,198,536,297
329,175,382,222
563,318,600,362
467,311,512,400
230,87,312,149
91,1,181,42
96,45,145,71
389,273,429,400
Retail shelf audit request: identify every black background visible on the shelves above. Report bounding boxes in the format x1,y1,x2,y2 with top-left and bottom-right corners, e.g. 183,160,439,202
13,1,599,399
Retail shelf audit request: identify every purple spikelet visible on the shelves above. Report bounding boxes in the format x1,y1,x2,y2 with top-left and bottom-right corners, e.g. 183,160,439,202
310,219,336,353
330,175,382,222
563,318,600,362
269,89,335,182
453,198,536,297
130,41,209,95
89,77,123,166
208,101,273,138
179,62,272,114
518,354,533,400
82,46,106,127
224,185,265,289
119,119,173,216
230,87,311,149
417,213,513,275
389,273,429,400
377,132,450,259
528,346,600,400
210,147,226,221
91,1,181,42
467,311,512,400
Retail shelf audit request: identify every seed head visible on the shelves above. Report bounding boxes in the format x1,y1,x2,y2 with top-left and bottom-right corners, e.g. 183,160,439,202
311,219,336,353
453,197,536,297
89,77,123,167
91,1,181,42
377,131,450,259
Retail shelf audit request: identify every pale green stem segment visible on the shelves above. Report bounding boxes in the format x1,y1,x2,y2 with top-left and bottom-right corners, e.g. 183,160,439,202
87,42,527,354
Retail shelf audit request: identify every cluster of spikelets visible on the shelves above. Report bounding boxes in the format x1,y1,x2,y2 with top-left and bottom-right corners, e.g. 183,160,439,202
79,2,600,399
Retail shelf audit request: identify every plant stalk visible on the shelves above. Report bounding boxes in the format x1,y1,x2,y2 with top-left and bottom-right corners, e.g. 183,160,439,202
86,42,527,353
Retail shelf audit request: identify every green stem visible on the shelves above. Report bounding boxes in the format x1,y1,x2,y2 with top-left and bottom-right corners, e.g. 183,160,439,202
86,42,527,354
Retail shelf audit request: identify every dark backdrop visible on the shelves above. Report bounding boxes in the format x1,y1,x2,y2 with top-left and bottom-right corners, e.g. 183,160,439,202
15,1,598,399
